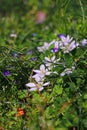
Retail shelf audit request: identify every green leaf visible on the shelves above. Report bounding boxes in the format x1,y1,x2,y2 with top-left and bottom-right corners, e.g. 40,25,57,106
63,53,73,67
82,101,87,109
18,90,27,99
83,94,87,99
53,85,63,95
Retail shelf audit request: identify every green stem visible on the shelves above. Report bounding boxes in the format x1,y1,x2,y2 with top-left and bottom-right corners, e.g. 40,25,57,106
79,0,85,24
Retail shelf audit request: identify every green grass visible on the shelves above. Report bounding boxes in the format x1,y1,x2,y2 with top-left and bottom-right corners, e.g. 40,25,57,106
0,0,87,130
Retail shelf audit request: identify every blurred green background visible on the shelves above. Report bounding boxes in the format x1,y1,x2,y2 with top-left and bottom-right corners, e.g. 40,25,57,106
0,0,87,49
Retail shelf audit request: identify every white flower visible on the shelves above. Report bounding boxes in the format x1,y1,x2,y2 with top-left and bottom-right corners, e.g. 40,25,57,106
37,42,50,52
59,35,77,53
44,56,60,70
81,39,87,46
44,56,56,63
60,66,75,76
37,40,57,52
54,41,60,48
33,64,51,78
10,33,17,38
49,40,57,45
26,81,50,92
32,74,44,82
60,35,73,44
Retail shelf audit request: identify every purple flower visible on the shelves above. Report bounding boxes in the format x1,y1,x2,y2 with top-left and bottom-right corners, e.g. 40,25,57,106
13,53,17,57
4,70,10,76
58,34,65,39
27,50,33,55
29,57,37,61
32,33,36,37
52,48,58,53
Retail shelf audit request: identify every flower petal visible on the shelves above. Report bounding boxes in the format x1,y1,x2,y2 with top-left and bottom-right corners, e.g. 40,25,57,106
39,87,44,91
40,64,45,71
32,74,44,82
51,56,55,61
44,57,50,62
26,83,36,87
33,70,41,74
43,82,50,86
45,71,51,75
28,88,37,91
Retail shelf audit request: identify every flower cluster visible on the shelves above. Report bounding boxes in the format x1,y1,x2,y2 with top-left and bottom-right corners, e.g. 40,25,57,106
26,34,87,92
58,35,79,53
26,64,50,92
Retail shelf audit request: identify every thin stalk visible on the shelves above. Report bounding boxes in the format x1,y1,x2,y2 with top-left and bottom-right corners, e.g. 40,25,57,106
79,0,85,24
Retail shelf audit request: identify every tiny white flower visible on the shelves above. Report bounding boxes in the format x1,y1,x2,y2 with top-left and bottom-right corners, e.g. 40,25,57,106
26,81,50,92
44,56,57,64
33,64,51,78
26,83,37,91
37,40,57,52
37,42,50,52
10,33,17,38
60,69,72,76
59,35,77,53
64,41,76,53
61,35,73,44
54,41,59,48
32,74,44,82
60,66,75,76
44,56,60,70
49,40,57,46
